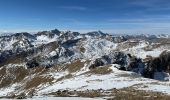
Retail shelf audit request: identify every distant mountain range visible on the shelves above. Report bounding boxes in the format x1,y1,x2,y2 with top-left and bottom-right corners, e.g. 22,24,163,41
0,29,170,99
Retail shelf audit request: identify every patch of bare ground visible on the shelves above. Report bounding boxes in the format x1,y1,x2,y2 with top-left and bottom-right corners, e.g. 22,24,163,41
48,87,170,100
79,47,86,53
65,60,90,73
0,66,29,88
51,59,90,73
108,87,170,100
48,90,104,98
24,76,54,90
85,65,112,75
30,67,48,75
117,40,140,50
66,60,85,73
76,90,103,98
52,64,69,72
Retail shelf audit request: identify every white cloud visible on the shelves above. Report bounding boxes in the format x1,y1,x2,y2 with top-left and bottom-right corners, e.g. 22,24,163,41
57,6,87,11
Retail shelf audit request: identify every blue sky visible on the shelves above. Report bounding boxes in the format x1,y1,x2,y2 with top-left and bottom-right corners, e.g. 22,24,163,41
0,0,170,34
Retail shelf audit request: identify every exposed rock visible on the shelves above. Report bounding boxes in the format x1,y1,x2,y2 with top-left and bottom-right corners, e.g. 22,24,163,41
15,93,26,99
143,51,170,80
6,92,16,98
89,52,130,69
127,57,145,74
26,59,39,68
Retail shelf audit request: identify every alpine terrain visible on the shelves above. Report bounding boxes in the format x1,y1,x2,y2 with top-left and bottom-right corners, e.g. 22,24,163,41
1,29,170,99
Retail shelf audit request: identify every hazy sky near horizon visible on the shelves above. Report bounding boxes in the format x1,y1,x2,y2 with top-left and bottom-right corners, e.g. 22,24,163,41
0,0,170,34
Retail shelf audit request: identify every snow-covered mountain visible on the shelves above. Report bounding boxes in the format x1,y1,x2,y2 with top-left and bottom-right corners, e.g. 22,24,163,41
1,29,170,99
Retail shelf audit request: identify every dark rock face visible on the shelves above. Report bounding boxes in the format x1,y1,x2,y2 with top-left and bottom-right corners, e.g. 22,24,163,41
26,59,39,68
0,50,13,66
89,58,105,69
112,52,129,68
127,58,145,74
51,29,61,35
143,51,170,79
89,52,130,69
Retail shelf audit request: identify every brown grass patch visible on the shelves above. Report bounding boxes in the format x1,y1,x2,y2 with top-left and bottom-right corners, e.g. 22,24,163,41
25,76,54,90
109,87,170,100
49,90,74,97
66,60,85,73
87,65,112,75
0,76,13,88
52,64,69,72
47,87,170,99
77,91,102,98
13,67,29,83
48,90,103,98
31,67,48,75
0,67,6,79
80,47,86,53
0,66,29,88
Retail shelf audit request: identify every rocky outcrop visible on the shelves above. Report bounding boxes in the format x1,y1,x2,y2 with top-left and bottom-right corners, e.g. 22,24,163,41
26,59,39,68
127,57,145,74
143,51,170,80
89,52,130,70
